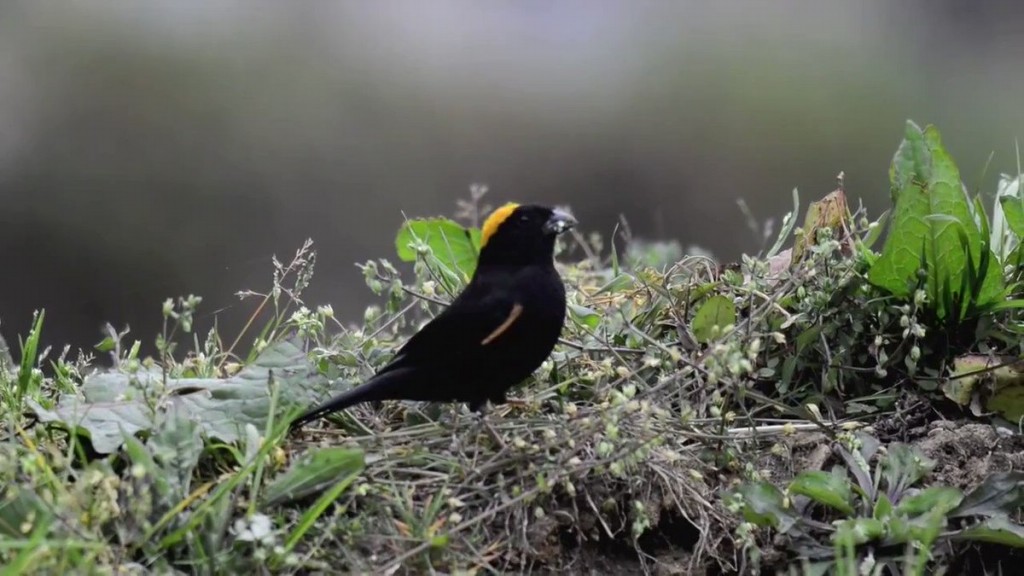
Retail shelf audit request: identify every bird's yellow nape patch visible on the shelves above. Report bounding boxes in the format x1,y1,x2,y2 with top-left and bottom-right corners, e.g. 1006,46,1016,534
480,202,520,248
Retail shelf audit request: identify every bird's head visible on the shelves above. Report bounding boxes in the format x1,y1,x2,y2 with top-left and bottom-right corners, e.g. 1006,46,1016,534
477,203,576,267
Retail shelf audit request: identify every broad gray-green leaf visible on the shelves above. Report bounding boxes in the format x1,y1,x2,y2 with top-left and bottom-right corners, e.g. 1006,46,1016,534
147,404,204,499
29,338,326,453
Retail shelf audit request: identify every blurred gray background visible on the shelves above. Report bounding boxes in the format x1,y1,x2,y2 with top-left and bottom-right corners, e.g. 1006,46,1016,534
2,1,1024,354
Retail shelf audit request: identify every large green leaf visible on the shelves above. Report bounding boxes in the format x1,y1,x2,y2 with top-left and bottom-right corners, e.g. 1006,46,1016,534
927,128,1003,310
29,338,327,453
868,121,1003,319
395,218,481,281
867,123,932,299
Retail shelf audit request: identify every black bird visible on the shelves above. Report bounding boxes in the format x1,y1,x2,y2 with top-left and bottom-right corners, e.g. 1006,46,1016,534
289,203,576,430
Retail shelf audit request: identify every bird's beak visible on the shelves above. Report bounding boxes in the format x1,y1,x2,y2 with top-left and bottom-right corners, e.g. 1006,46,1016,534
543,209,577,235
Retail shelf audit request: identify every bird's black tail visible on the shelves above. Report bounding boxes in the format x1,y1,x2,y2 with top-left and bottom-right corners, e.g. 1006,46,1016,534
288,367,418,431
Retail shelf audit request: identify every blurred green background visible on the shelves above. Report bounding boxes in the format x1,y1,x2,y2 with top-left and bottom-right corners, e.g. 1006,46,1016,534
1,1,1023,352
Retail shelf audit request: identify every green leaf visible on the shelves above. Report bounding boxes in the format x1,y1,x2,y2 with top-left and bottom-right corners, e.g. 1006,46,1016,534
691,295,737,343
860,209,890,251
395,218,480,280
147,404,204,502
867,176,929,299
568,303,601,330
998,178,1024,239
0,485,52,539
29,338,327,454
122,433,174,509
952,515,1024,547
595,273,636,295
766,187,800,259
835,435,879,500
930,126,1003,311
261,447,365,507
278,462,364,560
795,324,824,355
948,471,1024,519
610,234,620,276
889,122,946,300
17,309,44,394
868,121,1003,318
895,486,962,517
788,470,855,516
987,376,1024,424
468,227,482,252
833,517,885,546
873,492,893,520
94,335,117,353
733,481,799,532
889,120,930,198
880,443,934,498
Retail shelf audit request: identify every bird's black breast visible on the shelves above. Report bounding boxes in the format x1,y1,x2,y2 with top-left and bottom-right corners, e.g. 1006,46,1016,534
469,263,566,389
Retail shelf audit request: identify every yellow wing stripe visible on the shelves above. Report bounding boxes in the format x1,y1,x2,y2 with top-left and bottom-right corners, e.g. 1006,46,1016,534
481,303,524,345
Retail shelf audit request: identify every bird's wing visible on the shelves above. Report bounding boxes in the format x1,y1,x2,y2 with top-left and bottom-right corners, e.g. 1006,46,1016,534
381,282,521,372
